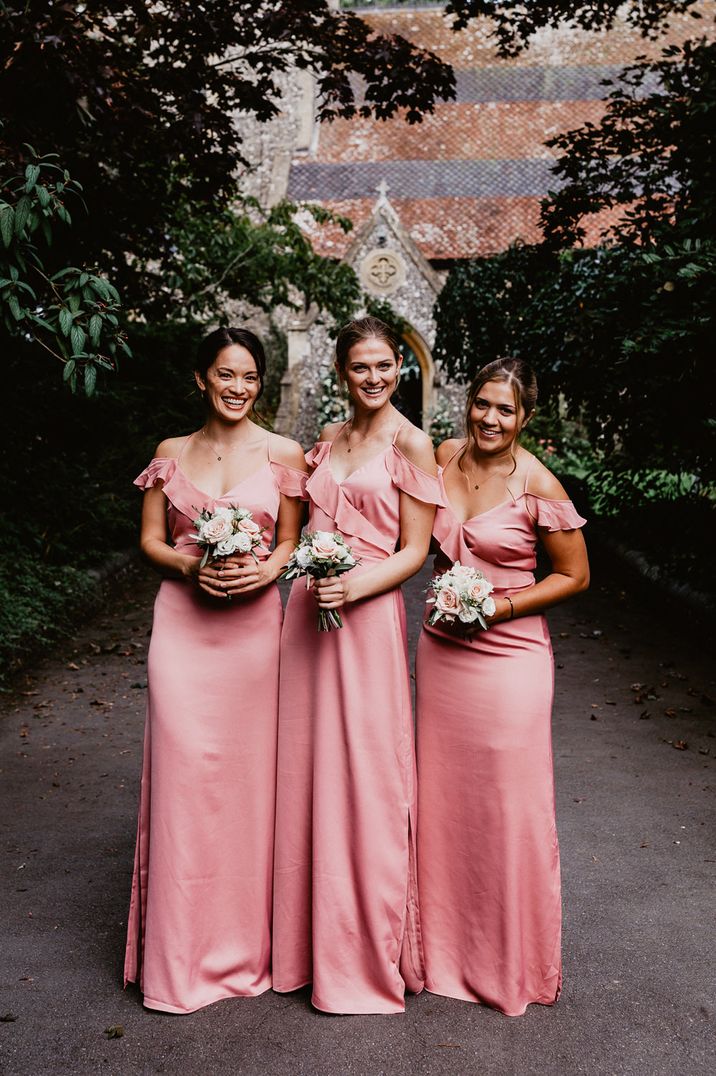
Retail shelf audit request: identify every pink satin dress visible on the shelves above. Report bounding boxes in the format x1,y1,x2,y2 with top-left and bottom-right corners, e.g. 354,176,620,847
272,431,442,1014
124,437,306,1014
416,460,586,1017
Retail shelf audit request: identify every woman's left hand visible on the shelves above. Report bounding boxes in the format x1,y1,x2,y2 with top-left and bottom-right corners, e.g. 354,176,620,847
313,575,351,610
484,597,514,626
213,554,274,597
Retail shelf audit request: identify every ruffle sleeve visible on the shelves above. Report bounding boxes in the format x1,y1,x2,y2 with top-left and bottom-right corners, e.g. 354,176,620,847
387,445,445,506
270,461,308,500
526,494,587,532
305,441,330,470
134,457,177,490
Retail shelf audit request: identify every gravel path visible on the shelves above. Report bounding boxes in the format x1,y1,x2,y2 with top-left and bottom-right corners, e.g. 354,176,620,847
1,550,714,1076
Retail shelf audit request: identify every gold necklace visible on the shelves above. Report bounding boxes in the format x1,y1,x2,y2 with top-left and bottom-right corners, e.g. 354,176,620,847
200,427,236,463
344,421,370,454
463,458,513,491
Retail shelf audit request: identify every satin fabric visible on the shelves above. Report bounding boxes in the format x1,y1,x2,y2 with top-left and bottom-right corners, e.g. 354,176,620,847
273,438,442,1014
416,480,586,1016
124,449,306,1014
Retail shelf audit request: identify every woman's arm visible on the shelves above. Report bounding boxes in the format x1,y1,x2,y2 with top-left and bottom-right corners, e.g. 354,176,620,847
488,463,589,624
314,426,438,608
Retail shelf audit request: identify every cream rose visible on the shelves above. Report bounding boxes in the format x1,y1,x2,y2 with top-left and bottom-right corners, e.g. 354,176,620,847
311,532,341,560
198,516,234,544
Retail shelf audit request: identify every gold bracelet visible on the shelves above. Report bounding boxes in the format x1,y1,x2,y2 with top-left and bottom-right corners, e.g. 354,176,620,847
505,595,515,620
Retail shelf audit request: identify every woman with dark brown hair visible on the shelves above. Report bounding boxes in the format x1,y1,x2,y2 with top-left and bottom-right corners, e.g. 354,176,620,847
416,357,589,1016
272,316,442,1014
124,327,307,1013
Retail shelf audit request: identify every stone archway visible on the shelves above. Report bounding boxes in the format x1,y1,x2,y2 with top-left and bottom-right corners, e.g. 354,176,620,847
398,325,435,433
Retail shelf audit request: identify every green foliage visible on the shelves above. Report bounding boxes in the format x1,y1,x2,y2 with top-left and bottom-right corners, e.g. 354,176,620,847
0,552,97,680
542,38,716,247
444,1,703,54
153,198,362,326
0,147,127,394
0,2,454,312
434,36,716,483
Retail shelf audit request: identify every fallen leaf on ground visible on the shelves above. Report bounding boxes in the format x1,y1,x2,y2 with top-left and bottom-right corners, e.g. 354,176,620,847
673,740,688,751
105,1025,124,1039
0,1013,17,1022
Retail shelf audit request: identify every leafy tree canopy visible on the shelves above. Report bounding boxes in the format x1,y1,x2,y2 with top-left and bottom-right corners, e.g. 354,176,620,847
444,0,705,54
0,1,455,312
542,38,716,247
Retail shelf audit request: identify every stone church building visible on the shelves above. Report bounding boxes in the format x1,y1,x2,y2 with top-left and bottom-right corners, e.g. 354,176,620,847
239,2,709,445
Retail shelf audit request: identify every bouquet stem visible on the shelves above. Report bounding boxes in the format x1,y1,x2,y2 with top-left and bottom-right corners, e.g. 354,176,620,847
318,608,344,631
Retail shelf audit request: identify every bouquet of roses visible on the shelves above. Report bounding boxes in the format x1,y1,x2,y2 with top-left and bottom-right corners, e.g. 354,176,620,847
191,505,264,568
427,561,496,631
283,530,357,631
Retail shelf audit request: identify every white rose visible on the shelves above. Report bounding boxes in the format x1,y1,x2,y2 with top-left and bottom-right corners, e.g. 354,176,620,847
213,506,235,522
215,534,242,556
295,545,314,569
482,596,496,618
468,577,493,602
234,531,254,553
458,602,480,624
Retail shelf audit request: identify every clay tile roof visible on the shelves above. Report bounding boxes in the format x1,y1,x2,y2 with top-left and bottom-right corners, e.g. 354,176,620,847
288,3,714,260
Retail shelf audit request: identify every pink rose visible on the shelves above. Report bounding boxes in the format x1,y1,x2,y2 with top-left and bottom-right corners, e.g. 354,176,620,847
435,584,460,616
238,517,261,534
468,578,492,602
311,532,341,560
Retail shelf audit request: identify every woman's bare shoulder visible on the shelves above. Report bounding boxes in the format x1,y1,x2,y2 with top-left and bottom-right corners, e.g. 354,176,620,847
521,451,570,500
269,432,309,472
154,434,191,459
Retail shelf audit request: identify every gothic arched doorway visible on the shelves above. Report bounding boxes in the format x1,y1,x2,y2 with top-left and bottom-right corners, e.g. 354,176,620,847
393,327,435,432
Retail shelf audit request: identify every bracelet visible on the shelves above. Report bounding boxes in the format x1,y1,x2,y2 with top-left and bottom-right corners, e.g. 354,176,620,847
505,595,515,620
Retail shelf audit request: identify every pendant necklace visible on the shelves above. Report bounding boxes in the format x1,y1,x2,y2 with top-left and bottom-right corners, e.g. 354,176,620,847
201,427,233,462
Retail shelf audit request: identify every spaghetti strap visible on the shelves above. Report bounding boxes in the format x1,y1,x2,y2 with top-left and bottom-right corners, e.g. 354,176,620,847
391,418,409,445
266,431,276,463
523,453,538,497
177,432,197,463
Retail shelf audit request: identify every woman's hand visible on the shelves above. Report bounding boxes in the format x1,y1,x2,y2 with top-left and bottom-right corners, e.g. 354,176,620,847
196,554,275,599
313,574,352,610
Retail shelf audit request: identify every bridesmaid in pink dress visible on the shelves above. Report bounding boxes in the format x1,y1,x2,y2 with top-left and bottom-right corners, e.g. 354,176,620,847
124,327,307,1013
416,358,589,1017
273,316,442,1014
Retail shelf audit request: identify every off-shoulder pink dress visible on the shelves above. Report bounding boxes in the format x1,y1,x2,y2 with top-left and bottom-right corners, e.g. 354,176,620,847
416,458,586,1017
272,428,442,1014
124,435,305,1014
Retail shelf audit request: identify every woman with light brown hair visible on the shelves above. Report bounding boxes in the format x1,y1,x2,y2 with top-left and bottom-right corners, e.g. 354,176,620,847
273,316,442,1014
416,357,589,1016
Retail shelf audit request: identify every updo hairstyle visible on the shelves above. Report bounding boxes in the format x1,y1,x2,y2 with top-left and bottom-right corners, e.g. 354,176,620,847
195,326,267,402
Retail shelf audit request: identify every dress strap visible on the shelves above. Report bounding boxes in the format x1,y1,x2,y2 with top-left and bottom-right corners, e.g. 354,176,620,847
523,453,538,496
266,431,276,463
391,418,409,445
177,431,197,463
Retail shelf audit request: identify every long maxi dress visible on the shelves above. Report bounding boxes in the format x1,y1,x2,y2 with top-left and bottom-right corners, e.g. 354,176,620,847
416,456,586,1017
124,435,306,1014
272,427,443,1014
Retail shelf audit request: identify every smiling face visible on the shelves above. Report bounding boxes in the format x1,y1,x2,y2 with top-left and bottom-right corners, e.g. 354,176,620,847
468,378,529,456
194,344,261,422
339,337,402,413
